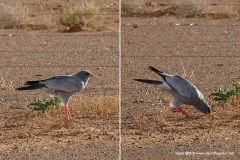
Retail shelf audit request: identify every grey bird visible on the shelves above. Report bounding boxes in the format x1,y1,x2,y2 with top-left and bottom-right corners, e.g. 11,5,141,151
133,66,211,118
16,70,93,120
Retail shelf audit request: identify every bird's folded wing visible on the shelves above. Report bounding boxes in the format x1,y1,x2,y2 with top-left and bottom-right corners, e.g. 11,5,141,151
40,76,83,92
166,76,199,99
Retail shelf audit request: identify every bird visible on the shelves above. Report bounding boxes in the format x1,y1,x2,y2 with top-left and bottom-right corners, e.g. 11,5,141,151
16,70,93,120
133,66,211,119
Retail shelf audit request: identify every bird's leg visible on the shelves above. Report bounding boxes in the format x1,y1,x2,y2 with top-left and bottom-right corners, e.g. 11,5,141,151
64,105,70,120
66,106,72,119
177,107,193,119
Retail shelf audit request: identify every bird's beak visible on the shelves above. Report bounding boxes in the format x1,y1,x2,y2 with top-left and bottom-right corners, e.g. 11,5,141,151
88,73,93,77
206,112,211,117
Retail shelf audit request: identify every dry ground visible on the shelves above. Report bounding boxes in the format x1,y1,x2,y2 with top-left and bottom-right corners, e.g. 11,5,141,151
0,0,119,159
121,2,240,159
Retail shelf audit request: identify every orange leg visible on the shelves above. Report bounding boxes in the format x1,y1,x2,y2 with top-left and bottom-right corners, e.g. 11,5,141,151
177,107,193,119
66,107,72,119
64,105,71,120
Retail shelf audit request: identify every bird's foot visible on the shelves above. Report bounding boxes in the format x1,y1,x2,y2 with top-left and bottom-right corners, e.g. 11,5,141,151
66,112,72,120
185,115,194,119
65,115,72,120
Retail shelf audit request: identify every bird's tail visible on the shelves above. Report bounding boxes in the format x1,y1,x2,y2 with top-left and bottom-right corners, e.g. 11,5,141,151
133,79,163,85
148,66,168,81
24,80,41,85
16,81,46,90
149,66,163,75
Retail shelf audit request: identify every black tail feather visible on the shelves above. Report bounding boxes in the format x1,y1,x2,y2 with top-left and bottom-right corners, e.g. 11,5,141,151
149,66,163,75
16,83,46,90
133,79,162,85
25,80,41,85
148,66,167,81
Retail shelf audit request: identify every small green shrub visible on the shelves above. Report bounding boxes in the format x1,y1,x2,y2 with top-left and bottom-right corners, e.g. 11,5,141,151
58,2,99,30
209,82,240,102
28,97,62,114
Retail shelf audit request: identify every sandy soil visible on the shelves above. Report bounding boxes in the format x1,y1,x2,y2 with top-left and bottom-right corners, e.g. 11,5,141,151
121,16,240,160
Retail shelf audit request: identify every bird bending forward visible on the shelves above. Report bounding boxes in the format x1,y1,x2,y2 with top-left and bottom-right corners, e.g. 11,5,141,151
134,66,211,119
16,70,93,120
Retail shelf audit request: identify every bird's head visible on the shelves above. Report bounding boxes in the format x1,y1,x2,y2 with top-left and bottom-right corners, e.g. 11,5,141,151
82,71,93,77
197,100,212,116
78,70,93,79
85,71,94,77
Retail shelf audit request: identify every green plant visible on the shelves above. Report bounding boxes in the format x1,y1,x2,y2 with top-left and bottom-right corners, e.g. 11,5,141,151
209,82,240,102
28,97,62,113
58,2,99,29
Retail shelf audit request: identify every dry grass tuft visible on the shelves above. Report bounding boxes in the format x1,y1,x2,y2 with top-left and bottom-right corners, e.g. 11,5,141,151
17,95,118,119
173,0,210,17
69,95,119,118
211,97,240,108
208,99,240,126
0,1,29,28
57,2,100,31
122,0,153,16
226,98,240,107
170,0,240,18
122,0,240,19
